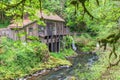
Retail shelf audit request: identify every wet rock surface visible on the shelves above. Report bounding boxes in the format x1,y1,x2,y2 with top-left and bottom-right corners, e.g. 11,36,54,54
18,53,98,80
35,54,98,80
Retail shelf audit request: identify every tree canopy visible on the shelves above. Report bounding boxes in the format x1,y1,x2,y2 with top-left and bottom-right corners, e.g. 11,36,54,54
0,0,120,67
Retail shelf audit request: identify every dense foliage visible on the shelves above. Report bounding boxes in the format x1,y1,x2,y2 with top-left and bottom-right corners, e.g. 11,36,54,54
62,35,74,49
0,37,49,79
0,0,120,79
75,33,96,52
0,37,75,79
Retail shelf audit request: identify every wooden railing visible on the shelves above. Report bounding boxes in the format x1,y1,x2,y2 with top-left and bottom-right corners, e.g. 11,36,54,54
41,38,59,43
38,27,70,37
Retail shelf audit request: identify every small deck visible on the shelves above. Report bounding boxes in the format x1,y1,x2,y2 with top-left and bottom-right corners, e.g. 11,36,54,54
38,27,70,37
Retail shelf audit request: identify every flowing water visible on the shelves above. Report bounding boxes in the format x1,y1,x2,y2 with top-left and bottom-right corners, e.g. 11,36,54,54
36,54,98,80
72,40,77,51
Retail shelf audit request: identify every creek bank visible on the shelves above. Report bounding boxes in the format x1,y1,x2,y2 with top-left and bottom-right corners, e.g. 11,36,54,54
37,53,98,80
19,65,71,80
20,52,98,80
18,54,77,80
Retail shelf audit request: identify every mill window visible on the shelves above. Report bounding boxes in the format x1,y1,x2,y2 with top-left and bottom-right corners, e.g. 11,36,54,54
29,27,33,32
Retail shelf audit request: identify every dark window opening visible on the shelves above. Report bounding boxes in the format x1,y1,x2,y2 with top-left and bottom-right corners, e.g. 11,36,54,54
38,26,44,32
29,27,33,32
49,43,51,52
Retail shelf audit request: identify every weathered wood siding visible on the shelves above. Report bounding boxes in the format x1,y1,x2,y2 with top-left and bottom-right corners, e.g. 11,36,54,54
26,22,39,37
38,20,69,37
0,20,69,41
0,22,39,41
0,19,69,52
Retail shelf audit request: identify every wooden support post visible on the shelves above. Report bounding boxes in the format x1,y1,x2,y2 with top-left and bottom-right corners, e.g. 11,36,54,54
58,35,60,52
62,22,63,34
47,36,49,50
24,28,27,42
61,36,63,50
50,37,52,52
17,30,21,41
55,35,57,52
15,30,17,40
54,22,57,52
47,36,48,43
13,30,15,40
51,35,53,52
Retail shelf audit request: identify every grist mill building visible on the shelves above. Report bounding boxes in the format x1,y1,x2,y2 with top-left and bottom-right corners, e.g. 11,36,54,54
0,12,70,52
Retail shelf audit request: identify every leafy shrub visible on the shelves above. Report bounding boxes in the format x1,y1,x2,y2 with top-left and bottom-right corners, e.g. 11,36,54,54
34,42,50,62
27,36,40,41
50,49,76,59
75,33,96,52
0,37,50,79
0,37,75,79
62,35,74,49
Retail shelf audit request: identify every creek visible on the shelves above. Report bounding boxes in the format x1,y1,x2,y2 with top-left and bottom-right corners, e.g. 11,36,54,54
35,53,98,80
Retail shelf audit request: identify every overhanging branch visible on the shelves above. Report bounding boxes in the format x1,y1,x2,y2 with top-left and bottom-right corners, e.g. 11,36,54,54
1,0,26,10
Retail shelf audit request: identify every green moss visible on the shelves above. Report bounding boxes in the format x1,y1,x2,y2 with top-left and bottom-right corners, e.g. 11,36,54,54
0,37,74,80
50,49,76,59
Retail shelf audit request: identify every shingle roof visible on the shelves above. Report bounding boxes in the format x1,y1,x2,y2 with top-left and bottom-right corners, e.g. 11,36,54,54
8,19,32,29
38,12,65,22
8,12,64,29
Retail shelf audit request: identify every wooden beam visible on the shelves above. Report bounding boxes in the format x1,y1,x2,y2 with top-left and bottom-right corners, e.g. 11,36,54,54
55,35,57,52
24,28,27,42
51,36,53,52
58,35,60,52
61,36,63,50
61,22,63,35
47,36,49,50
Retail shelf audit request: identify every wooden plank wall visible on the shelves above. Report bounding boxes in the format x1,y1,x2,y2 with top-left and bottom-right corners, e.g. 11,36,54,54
0,20,68,52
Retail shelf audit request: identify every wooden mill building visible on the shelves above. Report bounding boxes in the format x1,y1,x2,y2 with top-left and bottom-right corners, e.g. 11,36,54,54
0,12,70,52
